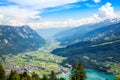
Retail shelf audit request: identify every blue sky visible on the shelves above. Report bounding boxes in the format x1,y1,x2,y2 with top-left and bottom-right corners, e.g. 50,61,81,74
0,0,120,29
41,0,120,20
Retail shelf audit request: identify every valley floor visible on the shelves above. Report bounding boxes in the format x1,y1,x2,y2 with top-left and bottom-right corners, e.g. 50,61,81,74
0,41,120,76
0,41,67,75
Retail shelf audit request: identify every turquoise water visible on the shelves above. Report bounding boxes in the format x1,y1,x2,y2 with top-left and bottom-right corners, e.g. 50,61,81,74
57,69,115,80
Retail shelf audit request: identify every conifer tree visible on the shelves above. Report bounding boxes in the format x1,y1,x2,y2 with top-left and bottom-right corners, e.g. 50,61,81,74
42,75,49,80
49,71,57,80
9,70,14,80
0,64,6,80
58,77,66,80
21,71,31,80
32,72,41,80
8,70,20,80
70,63,86,80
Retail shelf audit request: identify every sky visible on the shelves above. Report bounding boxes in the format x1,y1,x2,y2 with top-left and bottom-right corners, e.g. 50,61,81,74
0,0,120,29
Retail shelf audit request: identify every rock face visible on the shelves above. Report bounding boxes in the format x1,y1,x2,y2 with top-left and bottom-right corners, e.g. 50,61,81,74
0,25,46,55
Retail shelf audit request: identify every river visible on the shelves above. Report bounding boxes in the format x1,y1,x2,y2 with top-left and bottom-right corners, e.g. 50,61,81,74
57,69,115,80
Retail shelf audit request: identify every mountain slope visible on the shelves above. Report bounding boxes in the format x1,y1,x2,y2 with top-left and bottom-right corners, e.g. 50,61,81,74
52,39,120,57
52,22,120,56
61,39,120,71
36,27,70,41
79,22,120,41
54,18,120,46
52,38,120,73
52,22,120,73
0,25,46,55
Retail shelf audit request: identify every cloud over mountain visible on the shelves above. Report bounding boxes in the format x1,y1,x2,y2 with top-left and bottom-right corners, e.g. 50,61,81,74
30,2,119,29
0,0,120,29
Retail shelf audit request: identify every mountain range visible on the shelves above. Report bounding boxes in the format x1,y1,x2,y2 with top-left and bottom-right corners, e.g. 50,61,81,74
0,18,120,73
52,19,120,73
54,18,120,46
0,25,46,55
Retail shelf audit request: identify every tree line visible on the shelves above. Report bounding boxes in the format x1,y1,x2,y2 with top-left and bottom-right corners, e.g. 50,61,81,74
0,63,119,80
0,63,86,80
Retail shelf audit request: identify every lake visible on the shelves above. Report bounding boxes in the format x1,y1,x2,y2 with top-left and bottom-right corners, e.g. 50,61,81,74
57,69,115,80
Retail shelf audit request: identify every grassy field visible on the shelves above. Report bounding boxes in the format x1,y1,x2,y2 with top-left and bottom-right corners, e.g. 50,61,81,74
0,42,66,75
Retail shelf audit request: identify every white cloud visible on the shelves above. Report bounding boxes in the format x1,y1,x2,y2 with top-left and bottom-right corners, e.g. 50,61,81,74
0,0,87,28
0,2,120,29
0,5,41,26
27,16,101,29
93,0,101,3
0,6,39,18
8,0,83,9
31,2,119,29
96,2,119,19
31,2,120,29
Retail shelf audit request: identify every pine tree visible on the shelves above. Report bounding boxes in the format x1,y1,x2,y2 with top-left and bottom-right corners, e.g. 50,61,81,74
8,70,14,80
70,63,86,80
49,71,57,80
32,72,41,80
0,64,6,80
58,77,66,80
8,70,20,80
21,71,32,80
42,75,49,80
21,71,27,80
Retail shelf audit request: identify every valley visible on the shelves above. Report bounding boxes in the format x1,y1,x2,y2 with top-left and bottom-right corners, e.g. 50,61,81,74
0,19,120,80
52,39,120,74
0,41,66,75
52,22,120,75
0,1,120,80
0,22,120,76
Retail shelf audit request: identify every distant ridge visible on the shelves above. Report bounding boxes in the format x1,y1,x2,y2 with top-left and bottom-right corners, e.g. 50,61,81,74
54,18,120,45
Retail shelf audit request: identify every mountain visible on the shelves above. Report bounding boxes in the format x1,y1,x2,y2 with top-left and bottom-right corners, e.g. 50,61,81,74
59,38,120,72
52,38,120,57
52,22,120,73
0,25,46,55
36,27,70,41
78,22,120,41
52,22,120,57
54,18,120,46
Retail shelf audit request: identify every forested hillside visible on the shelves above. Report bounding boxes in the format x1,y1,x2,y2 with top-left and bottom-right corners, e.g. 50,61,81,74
52,22,120,73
